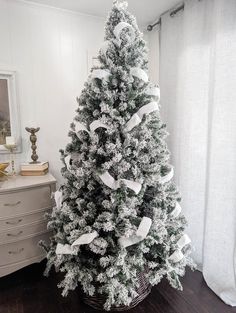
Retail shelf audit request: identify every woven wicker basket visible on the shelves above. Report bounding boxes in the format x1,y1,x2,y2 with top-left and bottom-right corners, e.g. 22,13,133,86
83,272,152,311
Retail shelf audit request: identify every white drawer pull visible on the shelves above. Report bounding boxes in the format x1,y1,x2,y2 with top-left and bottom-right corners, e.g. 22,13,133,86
4,201,21,207
7,231,23,237
8,248,24,255
6,219,22,225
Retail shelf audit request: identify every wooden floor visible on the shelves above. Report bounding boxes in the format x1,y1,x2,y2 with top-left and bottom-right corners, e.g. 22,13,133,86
0,261,235,313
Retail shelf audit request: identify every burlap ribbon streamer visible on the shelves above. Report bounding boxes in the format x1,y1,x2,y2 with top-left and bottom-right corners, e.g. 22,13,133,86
56,231,99,255
91,69,111,81
124,102,159,132
169,234,191,263
119,217,152,248
54,190,62,210
160,167,174,184
130,67,148,83
99,171,142,195
75,120,109,135
170,202,182,218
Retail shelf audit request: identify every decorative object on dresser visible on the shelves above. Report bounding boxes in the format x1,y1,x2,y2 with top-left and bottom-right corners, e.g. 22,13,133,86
22,127,48,176
20,161,49,176
25,127,40,163
0,173,56,277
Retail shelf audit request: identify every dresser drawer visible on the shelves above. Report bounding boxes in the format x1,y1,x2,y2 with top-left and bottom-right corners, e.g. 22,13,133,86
0,232,51,266
0,207,51,231
0,220,48,244
0,185,52,218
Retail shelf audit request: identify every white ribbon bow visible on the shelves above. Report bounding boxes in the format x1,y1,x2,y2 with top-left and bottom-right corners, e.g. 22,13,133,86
119,217,152,248
160,167,174,184
99,171,142,195
130,67,148,83
56,231,98,255
169,234,191,263
124,102,159,132
75,120,109,136
113,22,135,44
91,69,111,81
54,190,63,210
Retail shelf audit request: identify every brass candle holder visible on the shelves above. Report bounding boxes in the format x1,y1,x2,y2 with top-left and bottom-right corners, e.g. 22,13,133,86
25,127,40,163
0,162,10,178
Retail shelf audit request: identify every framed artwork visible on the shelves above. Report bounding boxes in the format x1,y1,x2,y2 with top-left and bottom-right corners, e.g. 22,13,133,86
0,70,21,153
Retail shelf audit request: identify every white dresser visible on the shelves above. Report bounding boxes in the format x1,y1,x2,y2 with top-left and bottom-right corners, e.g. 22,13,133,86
0,173,56,277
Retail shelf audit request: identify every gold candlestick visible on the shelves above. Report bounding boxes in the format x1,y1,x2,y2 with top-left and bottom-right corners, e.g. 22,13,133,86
25,127,40,163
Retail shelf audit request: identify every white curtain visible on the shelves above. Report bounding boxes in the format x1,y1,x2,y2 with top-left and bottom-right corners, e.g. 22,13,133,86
160,0,236,306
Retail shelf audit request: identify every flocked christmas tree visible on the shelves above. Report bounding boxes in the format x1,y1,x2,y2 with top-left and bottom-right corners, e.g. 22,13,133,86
42,1,194,310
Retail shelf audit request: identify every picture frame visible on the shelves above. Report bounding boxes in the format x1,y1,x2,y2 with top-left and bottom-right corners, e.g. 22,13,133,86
0,70,21,153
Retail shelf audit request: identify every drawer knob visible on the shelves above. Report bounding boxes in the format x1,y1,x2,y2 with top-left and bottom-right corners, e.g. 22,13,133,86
6,219,22,225
8,248,24,255
7,230,23,237
4,201,21,207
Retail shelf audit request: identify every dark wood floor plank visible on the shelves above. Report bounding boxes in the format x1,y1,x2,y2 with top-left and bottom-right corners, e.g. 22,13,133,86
158,270,213,313
179,269,236,313
0,261,236,313
157,282,201,313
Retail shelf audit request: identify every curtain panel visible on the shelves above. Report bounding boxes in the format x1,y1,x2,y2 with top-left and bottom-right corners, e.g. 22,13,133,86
160,0,236,306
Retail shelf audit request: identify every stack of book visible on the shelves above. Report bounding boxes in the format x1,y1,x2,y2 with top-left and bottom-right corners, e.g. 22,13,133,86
20,162,49,176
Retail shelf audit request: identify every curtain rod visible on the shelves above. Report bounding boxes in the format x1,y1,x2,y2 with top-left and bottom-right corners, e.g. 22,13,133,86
147,3,184,31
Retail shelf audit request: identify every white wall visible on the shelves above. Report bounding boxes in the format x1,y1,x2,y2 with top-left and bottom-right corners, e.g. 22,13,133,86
0,0,104,183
